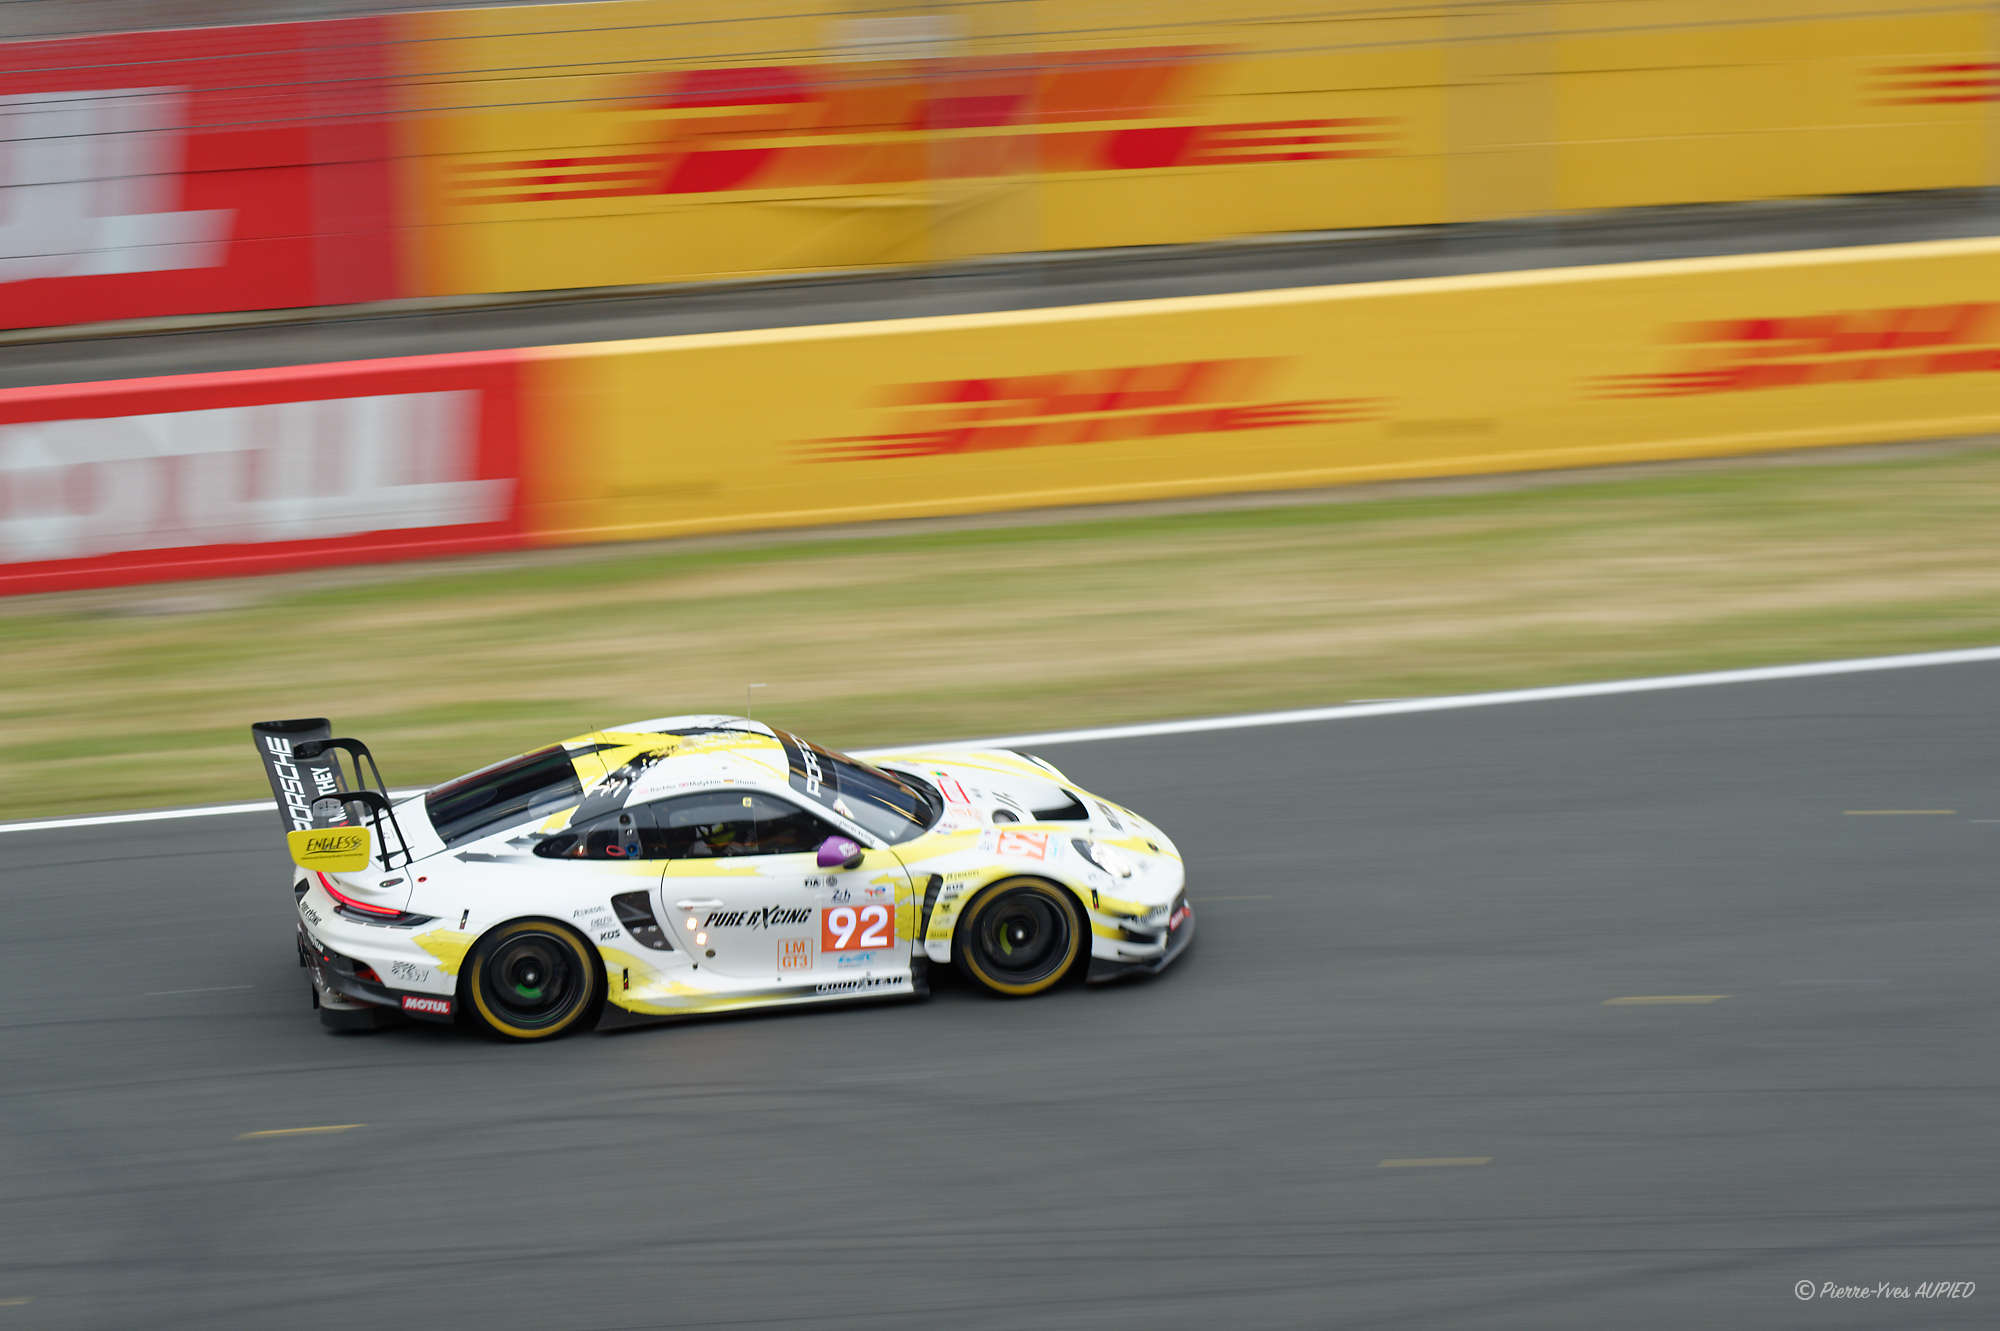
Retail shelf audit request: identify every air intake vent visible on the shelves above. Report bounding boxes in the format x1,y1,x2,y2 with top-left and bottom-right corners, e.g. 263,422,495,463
1028,790,1091,822
612,891,674,951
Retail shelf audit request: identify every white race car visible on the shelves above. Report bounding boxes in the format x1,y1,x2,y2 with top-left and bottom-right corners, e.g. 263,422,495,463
254,715,1194,1039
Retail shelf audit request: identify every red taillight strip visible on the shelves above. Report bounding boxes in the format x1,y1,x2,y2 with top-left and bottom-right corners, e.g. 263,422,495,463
315,871,401,917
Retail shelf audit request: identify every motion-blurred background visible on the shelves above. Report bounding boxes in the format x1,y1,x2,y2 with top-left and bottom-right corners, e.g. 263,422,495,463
4,0,1998,816
5,9,2000,1331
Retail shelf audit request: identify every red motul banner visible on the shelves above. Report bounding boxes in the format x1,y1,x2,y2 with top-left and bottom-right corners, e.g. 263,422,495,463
0,352,526,593
0,18,402,329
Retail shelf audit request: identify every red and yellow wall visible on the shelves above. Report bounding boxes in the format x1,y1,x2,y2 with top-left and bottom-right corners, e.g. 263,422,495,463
388,0,2000,294
2,1,1996,329
7,236,1997,594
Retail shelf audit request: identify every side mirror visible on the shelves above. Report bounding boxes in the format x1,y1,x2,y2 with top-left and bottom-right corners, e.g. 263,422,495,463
816,835,864,870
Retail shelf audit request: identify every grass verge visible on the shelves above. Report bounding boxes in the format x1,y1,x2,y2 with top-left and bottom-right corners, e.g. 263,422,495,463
6,443,1999,821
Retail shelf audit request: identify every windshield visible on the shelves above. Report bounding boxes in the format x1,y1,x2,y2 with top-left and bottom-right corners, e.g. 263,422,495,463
425,745,583,848
771,728,939,844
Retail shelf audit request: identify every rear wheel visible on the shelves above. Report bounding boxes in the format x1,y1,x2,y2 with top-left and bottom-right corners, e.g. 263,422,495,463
465,920,601,1040
955,878,1083,997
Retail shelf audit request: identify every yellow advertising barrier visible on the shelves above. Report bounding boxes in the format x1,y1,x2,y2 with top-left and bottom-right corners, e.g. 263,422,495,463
519,237,2000,544
394,0,1997,298
1551,0,1995,210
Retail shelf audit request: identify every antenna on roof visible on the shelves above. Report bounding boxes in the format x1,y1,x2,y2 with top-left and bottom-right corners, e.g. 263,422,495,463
745,683,766,719
588,722,614,785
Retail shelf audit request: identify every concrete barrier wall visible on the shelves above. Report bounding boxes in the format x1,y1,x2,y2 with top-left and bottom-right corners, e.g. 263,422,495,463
5,237,1996,593
0,18,405,328
400,0,2000,294
4,1,1995,329
517,237,2000,543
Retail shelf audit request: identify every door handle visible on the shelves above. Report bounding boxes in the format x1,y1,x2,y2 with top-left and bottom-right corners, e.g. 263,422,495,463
675,899,725,910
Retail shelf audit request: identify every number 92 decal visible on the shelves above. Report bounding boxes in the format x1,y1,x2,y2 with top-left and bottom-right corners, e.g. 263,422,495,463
821,903,894,952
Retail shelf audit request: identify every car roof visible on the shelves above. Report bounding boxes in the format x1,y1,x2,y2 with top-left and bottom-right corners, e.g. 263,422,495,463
556,715,794,817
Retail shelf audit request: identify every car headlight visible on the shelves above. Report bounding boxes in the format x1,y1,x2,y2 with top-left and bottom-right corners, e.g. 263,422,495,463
1071,838,1134,878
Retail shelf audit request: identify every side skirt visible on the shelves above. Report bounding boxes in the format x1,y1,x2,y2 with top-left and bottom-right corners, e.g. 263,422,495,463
595,973,922,1031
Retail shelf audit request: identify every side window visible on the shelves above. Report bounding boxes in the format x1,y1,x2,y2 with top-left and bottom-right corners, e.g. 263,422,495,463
644,791,842,859
750,793,845,856
533,808,648,860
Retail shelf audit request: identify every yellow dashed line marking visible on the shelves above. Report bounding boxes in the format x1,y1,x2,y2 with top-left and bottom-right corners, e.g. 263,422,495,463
0,1299,31,1308
1844,810,1955,816
1603,995,1729,1005
236,1124,363,1140
1380,1157,1492,1168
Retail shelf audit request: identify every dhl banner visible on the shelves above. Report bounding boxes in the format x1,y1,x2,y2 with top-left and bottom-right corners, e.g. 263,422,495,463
396,0,1999,295
391,0,1451,294
10,234,1988,595
3,1,1996,328
518,236,2000,545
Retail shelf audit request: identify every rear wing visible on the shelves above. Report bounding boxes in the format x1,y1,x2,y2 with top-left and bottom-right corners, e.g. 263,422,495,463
251,719,413,870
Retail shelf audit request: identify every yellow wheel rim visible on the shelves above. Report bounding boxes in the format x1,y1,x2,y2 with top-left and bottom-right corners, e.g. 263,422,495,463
469,920,600,1039
958,880,1082,996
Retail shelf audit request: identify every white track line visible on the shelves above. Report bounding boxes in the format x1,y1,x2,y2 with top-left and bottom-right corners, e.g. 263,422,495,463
944,644,2000,750
5,791,424,836
6,644,1998,836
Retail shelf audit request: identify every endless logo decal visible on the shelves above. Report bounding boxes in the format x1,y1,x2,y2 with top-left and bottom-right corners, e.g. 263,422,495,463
298,830,365,861
1593,304,2000,398
805,359,1381,461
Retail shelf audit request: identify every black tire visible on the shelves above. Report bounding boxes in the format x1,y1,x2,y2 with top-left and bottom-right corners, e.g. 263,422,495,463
954,878,1084,997
464,920,602,1041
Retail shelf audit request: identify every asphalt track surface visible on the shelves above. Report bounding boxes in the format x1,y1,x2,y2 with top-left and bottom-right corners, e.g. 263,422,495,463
3,661,1997,1329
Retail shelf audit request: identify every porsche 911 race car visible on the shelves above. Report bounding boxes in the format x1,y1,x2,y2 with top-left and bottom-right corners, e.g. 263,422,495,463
253,715,1193,1040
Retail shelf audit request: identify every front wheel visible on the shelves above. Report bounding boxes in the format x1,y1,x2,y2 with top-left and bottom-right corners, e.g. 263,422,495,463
465,920,602,1040
955,878,1083,997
